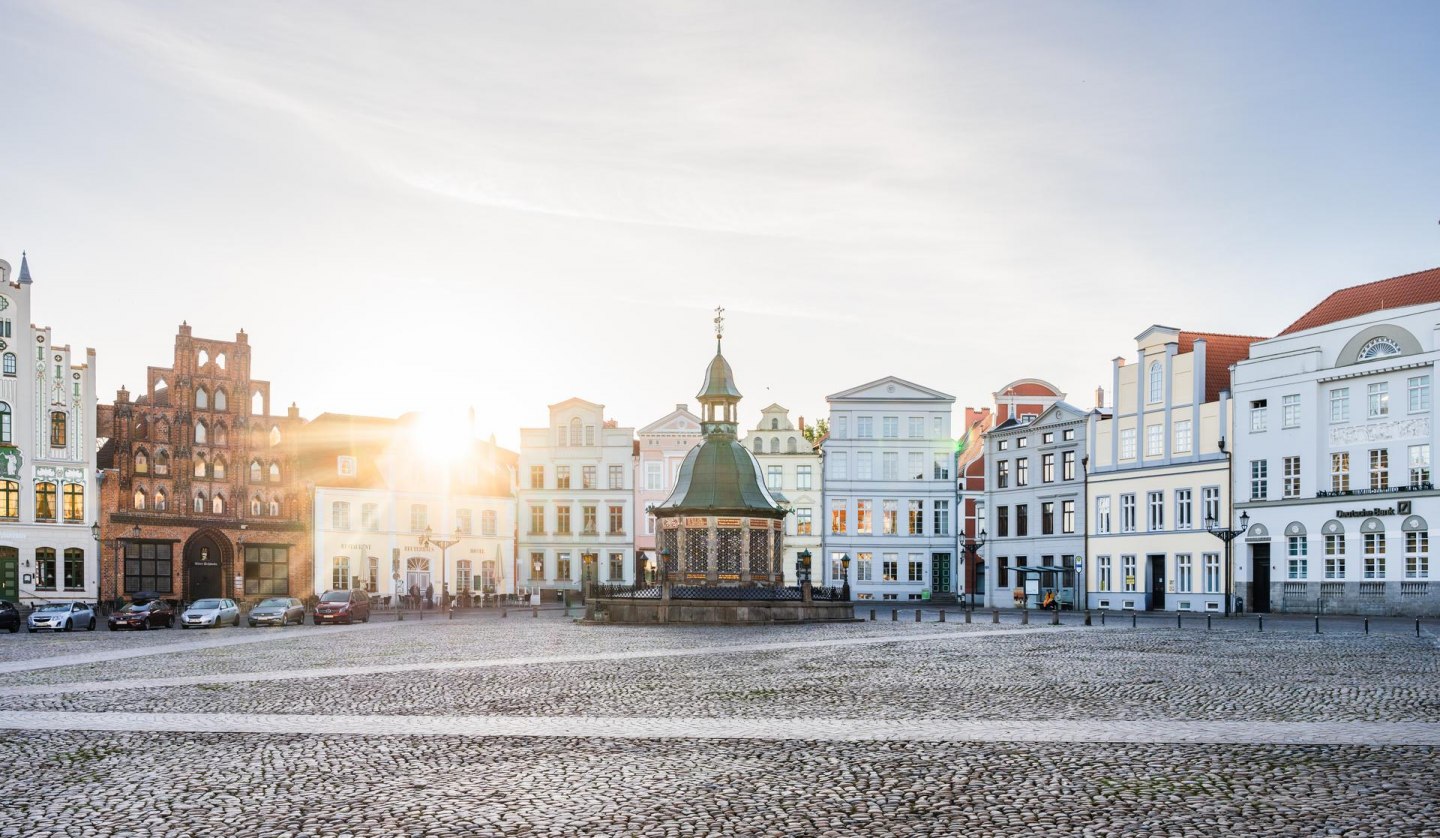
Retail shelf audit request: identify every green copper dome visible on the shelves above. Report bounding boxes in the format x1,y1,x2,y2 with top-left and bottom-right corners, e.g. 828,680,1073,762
697,349,742,401
653,438,785,518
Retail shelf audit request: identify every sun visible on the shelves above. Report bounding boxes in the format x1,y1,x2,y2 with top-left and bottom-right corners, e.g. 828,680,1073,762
411,409,475,464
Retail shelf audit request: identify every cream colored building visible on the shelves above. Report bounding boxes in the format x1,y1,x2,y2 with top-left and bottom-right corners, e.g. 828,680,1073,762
740,404,821,585
1085,326,1259,612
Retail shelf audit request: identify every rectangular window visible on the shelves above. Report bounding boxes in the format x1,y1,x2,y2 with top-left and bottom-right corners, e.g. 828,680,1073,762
766,465,783,490
530,465,545,489
644,462,663,491
1324,534,1345,579
1062,500,1075,534
1330,388,1349,423
331,502,351,530
581,505,597,534
1041,501,1055,535
1283,456,1302,498
907,553,924,582
1095,496,1111,534
1016,458,1029,486
582,465,597,490
996,461,1009,488
856,552,873,581
608,464,624,490
1119,428,1136,459
1063,429,1075,441
1175,489,1192,530
1174,420,1192,454
797,465,813,490
1041,453,1054,483
1177,554,1193,593
361,503,378,531
238,546,288,597
556,506,572,535
933,453,950,480
1042,432,1054,444
1120,494,1136,533
1364,532,1386,579
556,466,571,489
831,452,847,480
856,452,873,480
1147,491,1164,531
1015,503,1028,537
830,500,847,535
881,554,898,582
908,417,924,438
908,452,924,480
62,548,84,590
1281,394,1301,428
1370,449,1389,491
882,499,898,535
410,504,428,532
1332,452,1351,493
995,505,1009,538
332,557,351,590
857,417,873,438
882,416,898,438
796,508,812,536
882,451,899,480
1410,375,1431,413
834,416,848,439
608,552,624,581
50,412,66,448
62,484,84,522
35,483,55,522
933,500,950,536
609,505,625,534
529,552,544,582
481,510,497,537
1202,487,1220,526
997,440,1009,452
584,426,595,446
455,509,472,534
908,500,923,535
1097,555,1112,591
997,556,1010,588
1250,399,1268,432
1250,460,1268,500
1017,436,1028,448
1203,553,1221,593
856,500,872,535
1409,444,1431,489
1287,536,1308,579
529,505,545,535
1062,450,1076,481
1146,424,1163,457
933,416,943,438
124,542,173,594
1123,555,1137,591
556,552,572,580
1368,383,1389,418
1405,530,1429,579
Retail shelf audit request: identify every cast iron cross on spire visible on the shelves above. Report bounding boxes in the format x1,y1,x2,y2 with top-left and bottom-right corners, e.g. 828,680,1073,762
713,305,725,351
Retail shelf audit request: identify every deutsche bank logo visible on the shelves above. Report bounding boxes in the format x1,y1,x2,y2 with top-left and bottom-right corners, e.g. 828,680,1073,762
1398,501,1413,515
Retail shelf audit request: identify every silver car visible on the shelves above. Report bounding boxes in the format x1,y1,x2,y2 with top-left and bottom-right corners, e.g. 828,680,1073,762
180,598,240,629
247,597,305,627
28,601,97,633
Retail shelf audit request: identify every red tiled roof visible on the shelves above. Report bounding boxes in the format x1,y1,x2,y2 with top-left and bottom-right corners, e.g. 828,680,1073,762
1178,331,1267,403
1279,266,1440,336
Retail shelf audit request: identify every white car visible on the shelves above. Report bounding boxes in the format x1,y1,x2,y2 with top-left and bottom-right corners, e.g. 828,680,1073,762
180,598,240,629
28,601,97,632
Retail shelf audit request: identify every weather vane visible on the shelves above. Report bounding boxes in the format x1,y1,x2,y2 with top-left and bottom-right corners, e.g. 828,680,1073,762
713,305,725,346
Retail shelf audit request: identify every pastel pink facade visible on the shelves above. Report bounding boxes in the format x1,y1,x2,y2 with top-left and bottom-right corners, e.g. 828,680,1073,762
632,404,702,558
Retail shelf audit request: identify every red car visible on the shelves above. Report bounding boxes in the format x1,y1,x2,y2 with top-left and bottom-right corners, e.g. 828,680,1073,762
108,600,175,630
312,590,370,625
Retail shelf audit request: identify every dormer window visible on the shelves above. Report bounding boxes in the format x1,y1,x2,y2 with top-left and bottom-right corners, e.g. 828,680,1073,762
337,456,357,476
1358,337,1402,361
1147,361,1163,403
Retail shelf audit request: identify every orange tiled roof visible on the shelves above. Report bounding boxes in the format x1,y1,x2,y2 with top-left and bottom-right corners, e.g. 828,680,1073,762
1279,266,1440,336
1178,332,1267,403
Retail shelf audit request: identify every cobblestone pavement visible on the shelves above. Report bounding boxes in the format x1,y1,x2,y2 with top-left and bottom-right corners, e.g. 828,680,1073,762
1,618,1437,836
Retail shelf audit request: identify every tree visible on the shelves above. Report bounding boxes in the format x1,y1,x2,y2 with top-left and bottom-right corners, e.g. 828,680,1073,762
802,418,829,444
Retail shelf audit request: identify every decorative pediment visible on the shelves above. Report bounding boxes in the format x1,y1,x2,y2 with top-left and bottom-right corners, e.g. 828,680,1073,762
826,376,955,403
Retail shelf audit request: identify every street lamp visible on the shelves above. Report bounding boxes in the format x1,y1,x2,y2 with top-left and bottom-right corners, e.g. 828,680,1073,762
1205,510,1250,617
795,549,812,586
839,553,851,601
961,528,988,612
423,525,462,619
90,522,101,611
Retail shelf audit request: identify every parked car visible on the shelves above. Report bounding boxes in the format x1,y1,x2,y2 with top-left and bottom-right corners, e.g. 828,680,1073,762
28,601,96,632
108,600,175,631
0,600,19,633
180,598,240,629
313,589,370,625
248,597,305,627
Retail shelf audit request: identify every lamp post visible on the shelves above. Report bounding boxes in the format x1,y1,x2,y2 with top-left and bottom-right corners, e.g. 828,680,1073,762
839,553,851,601
422,525,462,619
961,528,988,611
659,549,672,585
795,549,812,585
90,522,101,612
1205,510,1250,618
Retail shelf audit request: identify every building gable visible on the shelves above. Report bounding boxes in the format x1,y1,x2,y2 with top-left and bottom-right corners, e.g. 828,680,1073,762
826,376,955,403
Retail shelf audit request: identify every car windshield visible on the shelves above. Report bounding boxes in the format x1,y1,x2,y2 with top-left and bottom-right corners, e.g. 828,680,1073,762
190,599,221,610
36,604,70,612
121,604,150,613
258,599,291,607
320,592,350,602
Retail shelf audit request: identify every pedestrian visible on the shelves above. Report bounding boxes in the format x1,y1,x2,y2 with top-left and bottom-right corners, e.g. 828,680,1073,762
425,582,434,609
409,582,419,610
442,583,450,611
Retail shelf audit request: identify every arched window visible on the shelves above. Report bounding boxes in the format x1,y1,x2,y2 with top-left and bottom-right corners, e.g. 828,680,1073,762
769,438,779,454
268,497,281,517
194,420,207,445
569,417,582,447
195,387,209,409
269,426,281,446
213,457,227,480
50,412,67,447
770,418,779,430
269,463,281,482
155,450,170,475
134,449,149,474
1148,361,1164,403
194,492,206,513
154,489,167,512
0,402,10,444
194,455,208,478
214,389,227,411
251,390,264,416
212,494,225,515
214,424,228,446
35,482,56,521
133,488,147,511
197,348,209,367
215,352,226,369
63,483,83,522
1,353,13,377
752,437,763,453
1359,337,1402,361
250,460,262,482
787,437,798,453
250,495,262,516
134,418,148,439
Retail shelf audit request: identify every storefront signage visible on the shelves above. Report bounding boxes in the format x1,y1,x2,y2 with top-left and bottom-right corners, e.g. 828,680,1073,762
1337,501,1411,518
340,543,372,551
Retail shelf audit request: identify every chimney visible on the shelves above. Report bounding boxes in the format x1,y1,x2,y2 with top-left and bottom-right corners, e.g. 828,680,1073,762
676,403,687,412
1095,386,1105,409
287,402,300,420
798,416,806,432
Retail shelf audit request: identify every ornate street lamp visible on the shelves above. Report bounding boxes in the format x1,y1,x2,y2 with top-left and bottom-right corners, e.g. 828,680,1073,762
961,528,988,611
1205,510,1250,617
795,548,812,586
840,553,851,601
423,525,462,619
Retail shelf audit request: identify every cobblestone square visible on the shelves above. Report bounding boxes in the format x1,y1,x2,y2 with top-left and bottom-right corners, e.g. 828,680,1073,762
1,613,1437,836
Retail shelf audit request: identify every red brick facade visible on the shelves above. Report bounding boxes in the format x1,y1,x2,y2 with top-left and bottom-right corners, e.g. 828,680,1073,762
95,324,309,604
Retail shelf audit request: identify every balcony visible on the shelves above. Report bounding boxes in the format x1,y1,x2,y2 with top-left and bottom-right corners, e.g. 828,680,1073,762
1315,482,1434,499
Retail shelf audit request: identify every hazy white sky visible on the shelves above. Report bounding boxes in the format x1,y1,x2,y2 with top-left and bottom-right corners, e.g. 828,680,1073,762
2,0,1438,447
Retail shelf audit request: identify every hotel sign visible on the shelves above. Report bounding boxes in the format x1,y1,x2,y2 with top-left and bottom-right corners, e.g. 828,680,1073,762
1336,501,1411,519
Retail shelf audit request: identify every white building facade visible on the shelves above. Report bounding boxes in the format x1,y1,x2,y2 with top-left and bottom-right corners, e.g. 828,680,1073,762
0,254,100,607
1231,269,1440,616
634,404,701,567
518,399,636,595
741,404,821,585
823,377,956,601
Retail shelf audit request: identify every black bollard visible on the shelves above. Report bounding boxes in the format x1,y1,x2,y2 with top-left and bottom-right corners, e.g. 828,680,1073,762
992,609,999,624
965,609,972,624
532,606,538,618
1101,611,1106,626
1131,611,1136,629
869,608,876,621
1206,614,1211,631
1177,611,1182,629
939,610,946,623
1021,609,1029,625
1259,615,1264,632
1418,618,1423,637
1050,609,1059,625
1364,617,1368,635
915,609,922,623
1315,615,1321,634
501,608,507,618
891,609,897,622
1084,610,1092,627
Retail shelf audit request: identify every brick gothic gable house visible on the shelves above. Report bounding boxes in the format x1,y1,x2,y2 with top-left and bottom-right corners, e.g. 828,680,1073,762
95,324,309,604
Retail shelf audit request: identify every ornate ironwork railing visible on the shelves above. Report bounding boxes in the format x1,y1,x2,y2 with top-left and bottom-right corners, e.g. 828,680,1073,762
1315,483,1434,498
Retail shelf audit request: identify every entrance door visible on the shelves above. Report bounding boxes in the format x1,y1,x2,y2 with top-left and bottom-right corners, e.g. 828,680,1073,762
1251,543,1271,613
0,547,17,601
185,537,223,600
1147,554,1166,611
406,557,432,605
930,552,952,594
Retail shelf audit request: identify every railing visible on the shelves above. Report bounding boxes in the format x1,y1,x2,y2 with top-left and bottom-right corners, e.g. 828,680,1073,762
1316,482,1434,498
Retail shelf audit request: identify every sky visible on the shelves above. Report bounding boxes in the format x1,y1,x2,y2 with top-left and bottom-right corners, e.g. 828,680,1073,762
1,0,1438,448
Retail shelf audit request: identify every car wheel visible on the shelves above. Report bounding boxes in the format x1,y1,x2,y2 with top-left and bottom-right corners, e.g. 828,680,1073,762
181,623,189,629
312,618,320,625
88,618,96,631
27,628,35,633
167,617,175,628
12,624,22,633
64,619,73,632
